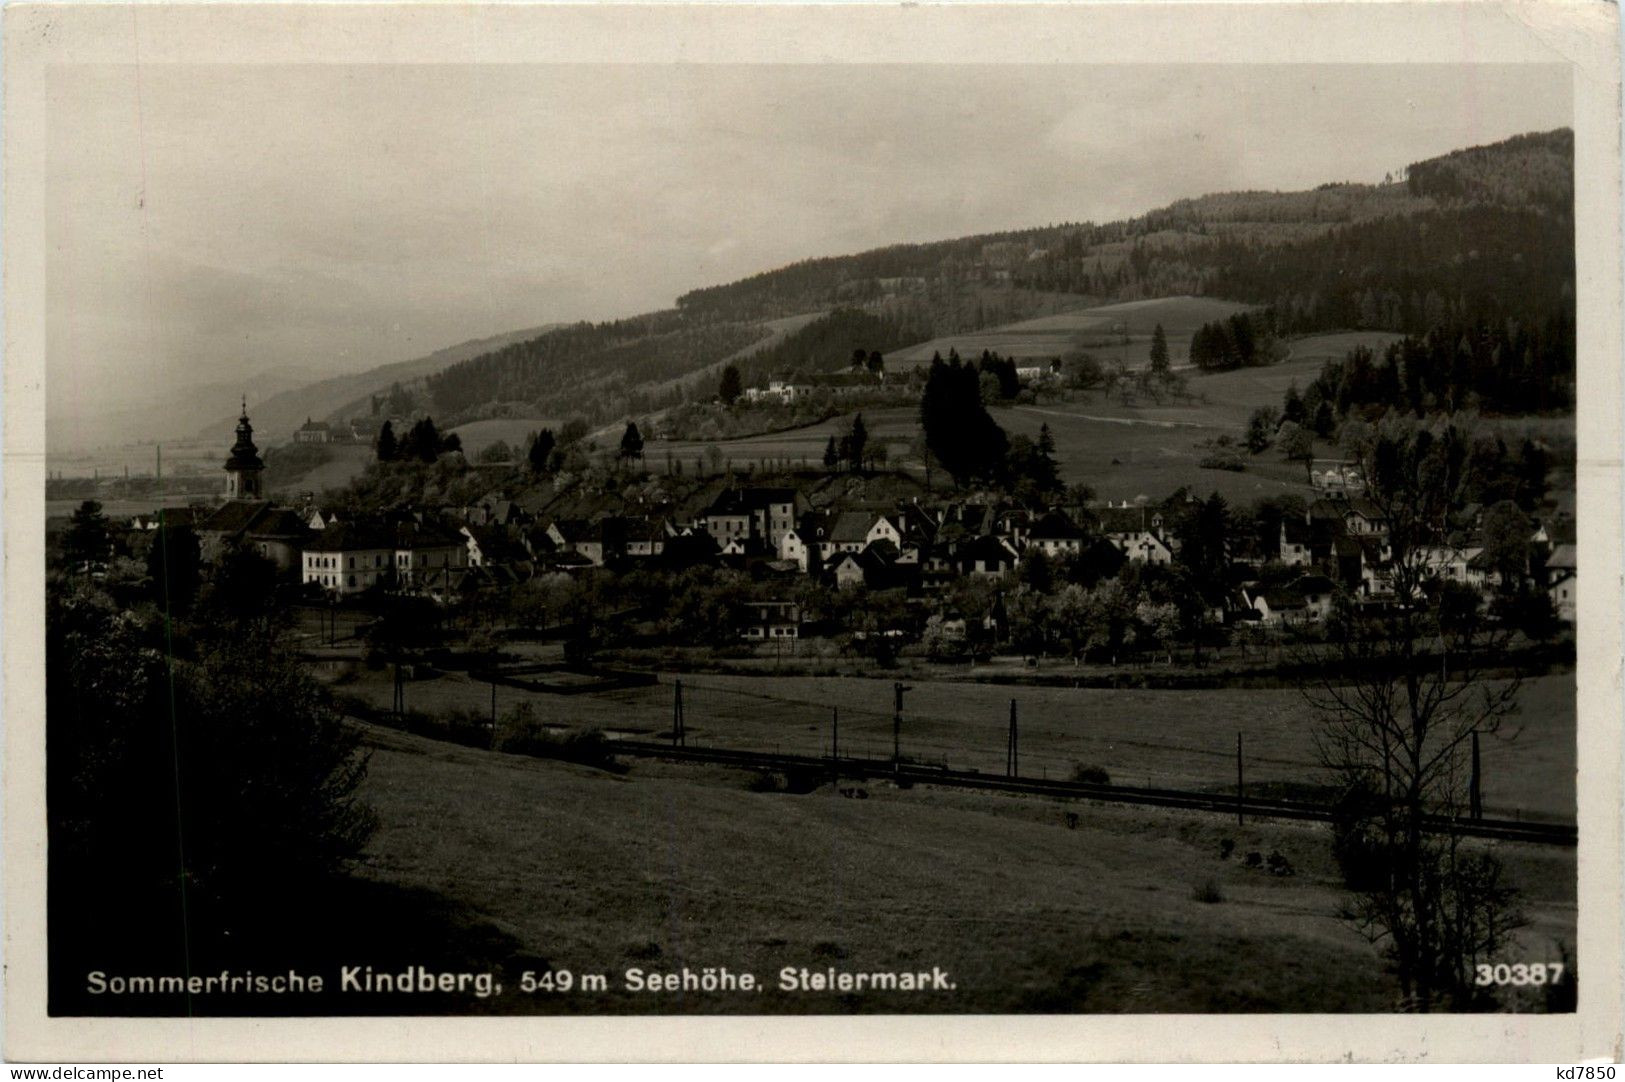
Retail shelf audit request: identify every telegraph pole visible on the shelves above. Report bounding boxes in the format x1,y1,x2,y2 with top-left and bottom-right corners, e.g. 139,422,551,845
672,679,686,748
1006,698,1018,777
1236,732,1245,826
892,681,911,770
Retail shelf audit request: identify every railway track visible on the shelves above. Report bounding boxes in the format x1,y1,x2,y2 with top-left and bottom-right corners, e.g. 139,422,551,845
614,739,1577,847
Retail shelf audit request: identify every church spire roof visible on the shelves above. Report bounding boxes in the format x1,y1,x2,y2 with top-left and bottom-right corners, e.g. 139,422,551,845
225,399,264,472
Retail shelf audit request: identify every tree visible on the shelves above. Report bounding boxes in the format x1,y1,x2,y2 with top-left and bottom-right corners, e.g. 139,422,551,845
618,421,645,463
845,414,868,473
1277,420,1315,482
61,500,113,572
1173,494,1232,665
921,355,1010,488
822,435,840,471
528,429,556,474
866,350,885,376
476,439,512,465
719,365,744,406
1303,416,1528,1010
1245,406,1280,454
47,566,374,1008
1283,382,1307,426
375,420,398,462
145,518,200,615
1478,500,1532,593
1149,322,1171,377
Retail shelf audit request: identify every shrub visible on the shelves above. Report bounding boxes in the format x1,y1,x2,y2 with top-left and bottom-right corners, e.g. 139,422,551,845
496,718,624,772
1191,880,1225,904
1071,763,1111,785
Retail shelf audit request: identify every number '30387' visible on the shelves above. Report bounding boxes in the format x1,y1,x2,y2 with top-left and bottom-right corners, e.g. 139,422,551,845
1475,962,1564,986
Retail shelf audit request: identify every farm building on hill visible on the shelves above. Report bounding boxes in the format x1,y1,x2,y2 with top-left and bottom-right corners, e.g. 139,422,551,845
294,418,333,444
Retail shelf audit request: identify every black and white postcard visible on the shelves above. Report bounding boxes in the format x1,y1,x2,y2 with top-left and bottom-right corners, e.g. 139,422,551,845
5,1,1621,1064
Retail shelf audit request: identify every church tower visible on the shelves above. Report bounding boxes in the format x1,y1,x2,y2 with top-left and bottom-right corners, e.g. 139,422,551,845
224,397,265,500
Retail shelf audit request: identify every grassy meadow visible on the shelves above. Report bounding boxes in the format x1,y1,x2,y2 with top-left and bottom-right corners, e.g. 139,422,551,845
335,666,1575,825
885,296,1255,369
330,718,1576,1013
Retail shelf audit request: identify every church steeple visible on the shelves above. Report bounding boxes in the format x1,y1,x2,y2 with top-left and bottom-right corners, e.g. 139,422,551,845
224,396,265,500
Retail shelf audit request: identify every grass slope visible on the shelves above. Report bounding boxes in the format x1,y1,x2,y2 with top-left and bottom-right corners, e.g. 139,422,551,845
350,720,1401,1012
885,296,1254,369
330,719,1575,1013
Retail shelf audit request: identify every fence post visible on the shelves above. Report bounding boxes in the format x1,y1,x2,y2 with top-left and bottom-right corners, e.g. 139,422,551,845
1236,731,1245,826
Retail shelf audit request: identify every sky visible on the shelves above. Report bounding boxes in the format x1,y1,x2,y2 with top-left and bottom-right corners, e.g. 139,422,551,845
46,62,1571,436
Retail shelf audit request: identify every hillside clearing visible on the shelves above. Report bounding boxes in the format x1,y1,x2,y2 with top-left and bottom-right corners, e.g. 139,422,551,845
886,296,1254,369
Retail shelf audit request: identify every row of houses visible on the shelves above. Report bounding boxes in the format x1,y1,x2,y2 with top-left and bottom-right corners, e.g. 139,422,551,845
165,461,1576,627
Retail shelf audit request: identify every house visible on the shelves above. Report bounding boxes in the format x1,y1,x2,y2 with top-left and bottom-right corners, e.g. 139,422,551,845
741,379,809,405
244,507,315,572
1246,585,1309,627
547,517,626,567
733,601,802,641
1098,504,1173,564
955,535,1020,578
1109,529,1173,565
294,418,333,444
196,499,277,562
393,521,469,589
1291,574,1338,622
699,487,802,548
460,523,533,570
778,512,829,573
832,545,896,590
1415,543,1489,592
1343,498,1389,537
303,523,395,595
1027,511,1085,558
1309,459,1365,496
821,510,877,561
622,518,668,559
1546,543,1577,623
1280,518,1315,567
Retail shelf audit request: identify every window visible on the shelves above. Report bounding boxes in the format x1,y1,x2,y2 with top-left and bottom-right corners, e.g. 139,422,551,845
349,576,356,588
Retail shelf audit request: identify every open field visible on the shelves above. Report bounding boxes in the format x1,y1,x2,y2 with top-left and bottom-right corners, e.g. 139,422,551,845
449,418,563,459
268,441,376,497
642,330,1416,499
341,719,1575,1012
886,296,1254,369
645,406,923,473
335,667,1574,825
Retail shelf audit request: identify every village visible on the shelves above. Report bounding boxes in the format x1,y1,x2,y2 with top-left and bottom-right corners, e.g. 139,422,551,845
85,390,1575,670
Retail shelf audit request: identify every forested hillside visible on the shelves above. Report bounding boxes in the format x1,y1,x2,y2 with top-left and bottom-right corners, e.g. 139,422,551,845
396,128,1571,432
674,129,1573,334
423,312,770,426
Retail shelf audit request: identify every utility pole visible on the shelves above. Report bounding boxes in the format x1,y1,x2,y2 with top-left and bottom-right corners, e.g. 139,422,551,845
1470,730,1483,820
1006,698,1018,777
892,681,911,770
1236,731,1244,826
672,679,685,748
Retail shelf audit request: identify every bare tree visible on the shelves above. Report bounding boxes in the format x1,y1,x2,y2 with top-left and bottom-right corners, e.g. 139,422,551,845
1301,415,1529,1010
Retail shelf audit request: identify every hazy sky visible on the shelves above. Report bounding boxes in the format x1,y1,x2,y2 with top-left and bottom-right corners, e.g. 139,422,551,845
47,62,1570,426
